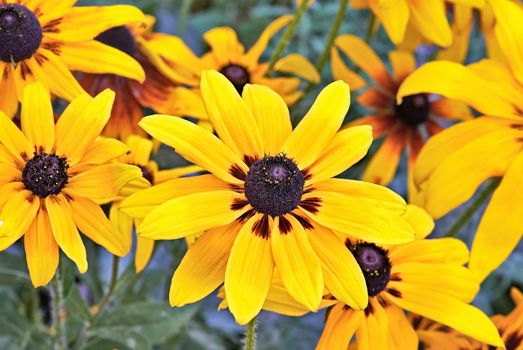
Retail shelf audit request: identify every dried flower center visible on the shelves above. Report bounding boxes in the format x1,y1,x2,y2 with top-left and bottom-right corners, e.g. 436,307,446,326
220,64,250,94
349,242,391,297
138,165,154,183
22,153,69,198
244,155,304,217
95,26,136,57
394,93,430,127
0,4,42,63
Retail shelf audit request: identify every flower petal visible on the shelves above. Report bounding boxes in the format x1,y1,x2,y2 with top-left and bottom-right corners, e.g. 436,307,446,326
0,190,39,241
80,137,129,165
408,0,452,47
0,110,34,163
316,304,361,350
21,82,55,153
389,238,469,265
135,235,154,273
386,304,419,350
203,27,244,65
0,66,18,118
402,205,434,239
330,46,366,91
389,50,416,82
370,0,409,45
273,54,320,83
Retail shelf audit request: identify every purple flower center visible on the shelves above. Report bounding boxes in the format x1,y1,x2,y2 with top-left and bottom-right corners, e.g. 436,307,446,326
220,64,250,94
95,26,136,57
349,242,391,297
0,4,42,63
22,153,69,198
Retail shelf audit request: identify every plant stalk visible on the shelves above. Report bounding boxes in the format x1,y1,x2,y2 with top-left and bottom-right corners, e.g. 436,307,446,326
244,317,257,350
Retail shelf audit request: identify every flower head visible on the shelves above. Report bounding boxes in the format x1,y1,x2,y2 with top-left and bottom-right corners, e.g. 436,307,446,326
0,82,142,287
121,69,415,324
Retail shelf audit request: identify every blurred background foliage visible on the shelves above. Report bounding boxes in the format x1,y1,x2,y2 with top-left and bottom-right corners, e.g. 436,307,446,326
1,1,522,349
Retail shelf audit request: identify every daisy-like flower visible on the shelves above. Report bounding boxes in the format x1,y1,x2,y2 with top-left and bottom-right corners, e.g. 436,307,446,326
0,0,146,118
120,70,416,324
80,18,206,140
141,16,320,106
0,82,142,287
331,34,471,202
310,206,503,350
350,0,485,47
397,0,523,282
111,135,201,273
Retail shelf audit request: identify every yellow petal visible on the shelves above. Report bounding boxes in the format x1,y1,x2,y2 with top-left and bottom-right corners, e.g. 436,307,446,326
80,137,129,165
308,224,367,310
357,298,390,349
139,115,247,184
330,46,366,91
203,27,244,65
0,110,34,163
389,237,469,266
386,304,419,349
154,165,202,184
301,191,414,244
45,194,87,273
0,191,39,241
170,222,239,306
55,90,115,165
316,304,361,350
69,195,131,257
0,182,25,209
283,80,350,168
271,215,323,311
125,135,153,165
120,174,229,218
437,5,473,63
109,201,134,250
0,66,18,118
402,205,434,239
408,0,452,47
21,82,55,153
369,0,409,45
200,70,264,158
138,191,245,240
362,128,405,186
135,235,154,273
242,84,292,155
424,128,522,219
306,125,372,184
225,215,274,324
58,41,145,83
24,210,59,287
389,50,416,82
274,54,320,83
397,61,519,117
470,151,523,282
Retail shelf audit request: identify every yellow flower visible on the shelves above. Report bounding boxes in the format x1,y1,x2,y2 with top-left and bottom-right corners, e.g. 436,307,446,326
412,288,523,350
351,0,485,47
80,17,206,141
120,70,416,324
0,0,145,118
141,16,320,107
397,0,523,282
260,206,503,350
110,135,201,273
0,82,142,287
331,34,471,203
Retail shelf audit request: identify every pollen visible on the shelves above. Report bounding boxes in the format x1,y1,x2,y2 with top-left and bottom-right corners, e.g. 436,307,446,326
0,4,43,63
244,155,305,217
22,153,69,198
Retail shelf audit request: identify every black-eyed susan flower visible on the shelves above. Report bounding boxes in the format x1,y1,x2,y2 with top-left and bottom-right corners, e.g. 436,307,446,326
0,82,142,287
111,135,201,273
141,16,320,106
397,0,523,282
120,70,415,324
0,0,146,118
80,18,206,141
331,34,471,202
310,206,503,349
351,0,485,47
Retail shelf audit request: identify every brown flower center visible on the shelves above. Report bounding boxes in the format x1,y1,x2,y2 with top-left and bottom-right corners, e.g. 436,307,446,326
95,26,136,57
394,93,430,127
0,4,42,63
220,64,250,94
348,242,391,297
22,153,69,198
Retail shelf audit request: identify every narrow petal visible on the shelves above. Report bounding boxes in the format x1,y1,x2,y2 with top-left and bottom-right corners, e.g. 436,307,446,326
55,90,115,165
362,128,405,186
24,210,59,287
283,81,350,168
402,205,434,239
243,16,292,67
45,194,87,273
330,46,366,91
138,191,246,240
316,304,361,350
430,98,473,121
470,152,523,282
389,238,469,265
306,125,372,184
139,115,247,184
301,191,414,244
170,222,239,306
21,82,55,153
120,174,229,218
200,70,264,157
273,54,320,83
409,0,452,47
154,165,202,184
0,191,39,240
225,215,274,324
389,50,416,82
58,41,145,82
126,135,153,165
242,84,291,155
203,27,244,65
424,128,522,219
80,137,129,165
309,224,367,310
135,235,154,273
0,66,18,118
370,0,409,45
271,215,323,311
386,304,419,350
0,110,34,163
350,114,398,138
356,298,390,349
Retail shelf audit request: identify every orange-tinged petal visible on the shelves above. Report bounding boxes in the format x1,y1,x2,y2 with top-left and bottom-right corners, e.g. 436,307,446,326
316,304,361,350
362,128,405,186
21,82,55,153
389,50,416,82
0,66,18,118
330,46,366,91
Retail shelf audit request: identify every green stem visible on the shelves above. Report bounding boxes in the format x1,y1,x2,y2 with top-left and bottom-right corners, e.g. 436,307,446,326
177,0,192,35
267,0,309,71
364,13,376,43
444,178,500,238
244,317,257,350
52,269,67,350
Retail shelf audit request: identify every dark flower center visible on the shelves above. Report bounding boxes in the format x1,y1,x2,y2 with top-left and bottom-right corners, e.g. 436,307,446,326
220,64,250,94
138,165,154,183
22,153,69,198
0,4,42,63
95,26,136,57
349,242,391,297
394,93,430,127
244,155,304,217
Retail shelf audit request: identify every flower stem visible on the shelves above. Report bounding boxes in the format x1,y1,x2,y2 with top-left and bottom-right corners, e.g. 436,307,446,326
444,178,500,238
267,0,309,71
244,317,257,350
52,268,67,350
